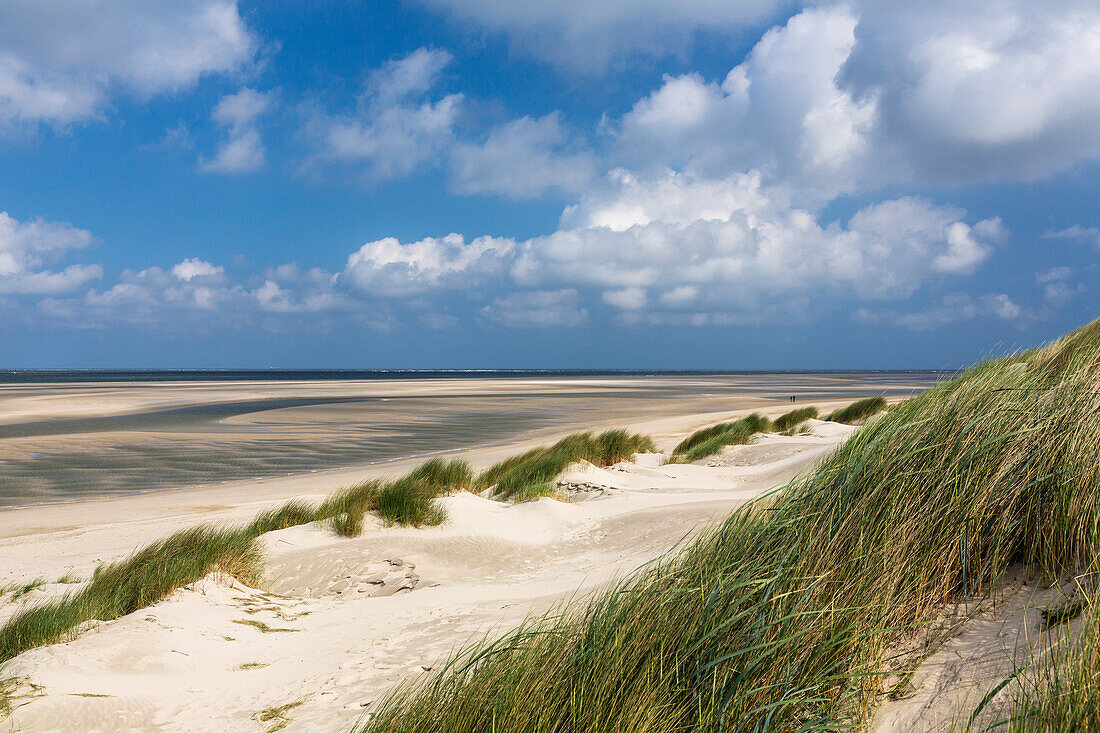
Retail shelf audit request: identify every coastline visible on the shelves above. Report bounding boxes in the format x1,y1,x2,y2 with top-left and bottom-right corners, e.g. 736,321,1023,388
0,397,863,546
0,373,936,509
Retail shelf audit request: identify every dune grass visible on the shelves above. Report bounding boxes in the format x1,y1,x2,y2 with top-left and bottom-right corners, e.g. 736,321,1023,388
0,431,648,669
320,457,473,536
476,429,657,501
671,413,770,462
0,526,262,665
357,317,1100,732
247,500,319,536
0,457,474,668
772,405,818,432
825,395,887,424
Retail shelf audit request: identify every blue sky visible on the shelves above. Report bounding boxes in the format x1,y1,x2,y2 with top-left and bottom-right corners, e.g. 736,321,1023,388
0,1,1097,368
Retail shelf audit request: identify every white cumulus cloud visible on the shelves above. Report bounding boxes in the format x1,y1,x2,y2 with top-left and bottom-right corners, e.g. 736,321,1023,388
304,48,462,181
516,172,1002,314
172,258,224,281
450,113,597,199
0,1,257,130
841,0,1100,182
610,5,875,202
0,212,101,295
340,233,515,297
199,88,274,174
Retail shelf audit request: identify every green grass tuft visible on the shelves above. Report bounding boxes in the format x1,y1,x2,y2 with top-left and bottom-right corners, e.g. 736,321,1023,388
247,500,320,536
0,457,475,666
0,422,657,673
773,405,818,431
0,526,263,665
7,579,46,602
825,395,887,424
672,413,770,462
483,429,657,499
318,480,381,537
1008,586,1100,731
375,476,447,527
477,429,656,501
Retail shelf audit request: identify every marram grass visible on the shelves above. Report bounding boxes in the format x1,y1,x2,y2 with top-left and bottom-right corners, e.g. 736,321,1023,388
0,526,262,665
357,317,1100,732
672,413,770,462
476,429,656,501
1006,575,1100,732
0,400,885,677
0,434,647,669
772,405,819,432
672,398,886,463
0,457,474,667
825,395,886,424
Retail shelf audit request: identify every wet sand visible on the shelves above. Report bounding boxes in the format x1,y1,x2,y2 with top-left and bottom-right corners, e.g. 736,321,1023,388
0,373,938,507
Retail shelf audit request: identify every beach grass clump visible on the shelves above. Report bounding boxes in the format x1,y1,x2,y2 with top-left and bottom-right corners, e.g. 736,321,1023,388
319,457,472,534
672,413,770,462
0,456,474,667
318,480,382,537
3,579,46,602
374,476,446,527
825,395,887,424
357,317,1100,732
0,525,262,666
772,405,818,431
407,457,474,490
247,500,320,536
476,429,657,501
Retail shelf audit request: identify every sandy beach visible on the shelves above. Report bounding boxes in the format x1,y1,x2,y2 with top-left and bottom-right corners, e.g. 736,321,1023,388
0,363,1086,726
2,371,1068,732
0,418,855,730
0,375,928,731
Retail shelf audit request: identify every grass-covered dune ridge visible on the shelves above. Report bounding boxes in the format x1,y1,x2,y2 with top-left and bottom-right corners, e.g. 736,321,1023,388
0,458,474,666
0,430,655,668
772,405,818,432
0,526,263,665
475,429,656,501
671,413,770,462
825,395,887,424
358,317,1100,732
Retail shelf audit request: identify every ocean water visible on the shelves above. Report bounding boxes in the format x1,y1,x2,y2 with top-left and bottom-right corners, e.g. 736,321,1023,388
0,371,945,507
0,368,946,383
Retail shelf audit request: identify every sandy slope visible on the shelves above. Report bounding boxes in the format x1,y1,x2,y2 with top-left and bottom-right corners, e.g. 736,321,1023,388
1,420,854,731
871,570,1088,732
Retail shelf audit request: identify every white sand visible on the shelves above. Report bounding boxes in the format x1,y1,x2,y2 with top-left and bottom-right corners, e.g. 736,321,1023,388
872,570,1088,731
0,410,857,731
